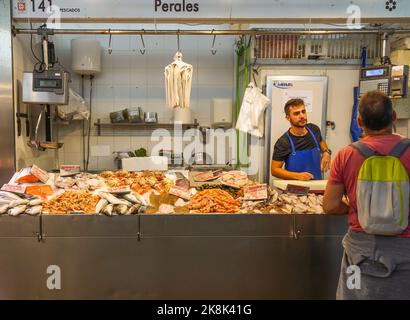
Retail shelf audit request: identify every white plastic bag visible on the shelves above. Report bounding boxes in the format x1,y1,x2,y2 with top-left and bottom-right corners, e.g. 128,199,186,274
57,88,90,121
235,83,269,138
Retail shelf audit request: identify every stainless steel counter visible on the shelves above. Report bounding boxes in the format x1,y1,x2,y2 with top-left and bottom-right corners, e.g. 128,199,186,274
0,214,347,299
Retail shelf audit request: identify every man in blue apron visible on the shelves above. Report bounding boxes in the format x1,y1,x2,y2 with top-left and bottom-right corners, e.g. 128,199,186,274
271,98,331,180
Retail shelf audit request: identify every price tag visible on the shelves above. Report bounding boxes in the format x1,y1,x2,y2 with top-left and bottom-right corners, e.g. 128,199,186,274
60,165,81,177
244,184,268,200
108,187,131,195
286,184,309,195
193,171,214,182
30,165,49,183
169,185,191,200
1,184,26,194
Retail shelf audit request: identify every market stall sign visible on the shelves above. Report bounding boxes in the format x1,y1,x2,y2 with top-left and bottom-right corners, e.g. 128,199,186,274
244,184,267,201
12,0,410,21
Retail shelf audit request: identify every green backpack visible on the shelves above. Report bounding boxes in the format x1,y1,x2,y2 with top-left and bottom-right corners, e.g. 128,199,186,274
352,139,410,236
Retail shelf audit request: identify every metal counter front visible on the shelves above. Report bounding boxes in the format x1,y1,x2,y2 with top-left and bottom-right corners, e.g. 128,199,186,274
0,214,347,299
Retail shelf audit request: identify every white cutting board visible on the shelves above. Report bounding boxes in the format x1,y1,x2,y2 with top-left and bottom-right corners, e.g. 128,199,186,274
273,179,328,192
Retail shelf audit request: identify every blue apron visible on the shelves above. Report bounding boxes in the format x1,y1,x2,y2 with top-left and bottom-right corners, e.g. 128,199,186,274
285,126,322,180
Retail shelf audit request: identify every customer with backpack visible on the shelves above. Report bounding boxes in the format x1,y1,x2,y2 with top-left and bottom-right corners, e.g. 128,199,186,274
323,90,410,299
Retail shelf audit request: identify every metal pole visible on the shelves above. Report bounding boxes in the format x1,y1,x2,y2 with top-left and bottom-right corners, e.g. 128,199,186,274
14,28,410,36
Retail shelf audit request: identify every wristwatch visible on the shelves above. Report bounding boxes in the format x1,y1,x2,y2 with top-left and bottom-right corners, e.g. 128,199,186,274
323,149,332,156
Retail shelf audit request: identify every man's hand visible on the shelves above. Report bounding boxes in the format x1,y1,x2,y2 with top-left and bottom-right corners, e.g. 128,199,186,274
321,152,331,172
296,172,314,181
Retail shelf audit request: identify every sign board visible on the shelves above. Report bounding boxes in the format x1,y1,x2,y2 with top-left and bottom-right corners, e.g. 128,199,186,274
11,0,410,21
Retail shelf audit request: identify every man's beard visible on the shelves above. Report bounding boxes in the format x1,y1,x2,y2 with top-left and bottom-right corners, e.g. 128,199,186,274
290,119,307,128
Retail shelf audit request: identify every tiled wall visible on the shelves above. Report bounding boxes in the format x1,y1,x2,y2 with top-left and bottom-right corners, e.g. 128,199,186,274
50,27,235,170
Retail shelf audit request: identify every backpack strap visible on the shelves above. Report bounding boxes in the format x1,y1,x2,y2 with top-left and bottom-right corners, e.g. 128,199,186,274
389,139,410,158
350,141,376,159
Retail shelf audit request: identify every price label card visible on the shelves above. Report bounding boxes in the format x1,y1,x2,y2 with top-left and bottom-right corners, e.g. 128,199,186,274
286,184,309,195
108,187,131,195
169,185,191,200
193,171,215,182
30,165,49,183
244,184,268,200
60,165,81,177
1,184,26,194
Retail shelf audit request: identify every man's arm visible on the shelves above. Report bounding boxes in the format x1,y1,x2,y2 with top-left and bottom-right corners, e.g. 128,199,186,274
271,160,313,181
320,140,331,172
323,183,349,215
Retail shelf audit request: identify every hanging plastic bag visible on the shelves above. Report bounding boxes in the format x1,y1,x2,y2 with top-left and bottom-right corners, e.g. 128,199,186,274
57,88,90,121
236,83,270,138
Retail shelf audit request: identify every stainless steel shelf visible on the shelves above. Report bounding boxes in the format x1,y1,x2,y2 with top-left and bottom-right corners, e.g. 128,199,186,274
94,119,199,136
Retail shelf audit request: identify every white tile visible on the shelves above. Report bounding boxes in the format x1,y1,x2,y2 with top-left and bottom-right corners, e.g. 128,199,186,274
98,156,117,171
130,52,148,68
197,68,233,86
95,69,113,86
95,84,115,100
113,86,131,109
147,69,165,86
64,152,83,166
197,50,234,69
131,136,148,150
114,136,131,152
109,51,132,68
63,136,82,153
146,87,165,100
87,156,99,171
130,69,148,87
144,36,164,51
91,145,111,157
97,137,114,154
112,68,131,86
146,56,166,70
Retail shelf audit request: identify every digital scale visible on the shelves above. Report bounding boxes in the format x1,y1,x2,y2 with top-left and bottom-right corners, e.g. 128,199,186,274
359,65,409,98
23,69,69,105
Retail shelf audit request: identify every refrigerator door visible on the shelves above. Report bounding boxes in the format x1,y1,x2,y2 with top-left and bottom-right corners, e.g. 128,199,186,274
264,75,328,185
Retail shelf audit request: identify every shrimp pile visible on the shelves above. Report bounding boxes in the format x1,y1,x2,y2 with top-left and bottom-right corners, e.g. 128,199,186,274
42,191,100,214
188,189,240,213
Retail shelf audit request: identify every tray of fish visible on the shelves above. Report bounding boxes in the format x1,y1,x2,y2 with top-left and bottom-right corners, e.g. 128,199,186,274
239,189,324,214
0,191,43,216
97,191,147,216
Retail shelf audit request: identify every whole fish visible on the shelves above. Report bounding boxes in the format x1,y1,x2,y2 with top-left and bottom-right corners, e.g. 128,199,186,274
95,199,108,214
135,193,148,206
26,205,42,216
99,192,129,206
0,191,22,200
8,205,27,216
123,193,139,204
102,204,114,216
28,198,43,206
114,204,128,215
9,199,29,208
0,204,9,214
127,203,141,215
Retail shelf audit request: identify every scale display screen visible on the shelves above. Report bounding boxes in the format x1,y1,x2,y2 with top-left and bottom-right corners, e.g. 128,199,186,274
365,68,385,77
39,79,59,88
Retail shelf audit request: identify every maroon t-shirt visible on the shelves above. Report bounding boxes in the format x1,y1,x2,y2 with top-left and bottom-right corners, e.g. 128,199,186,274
328,134,410,237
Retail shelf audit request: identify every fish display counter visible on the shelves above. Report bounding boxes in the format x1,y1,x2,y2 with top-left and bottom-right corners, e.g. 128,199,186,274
0,167,347,299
